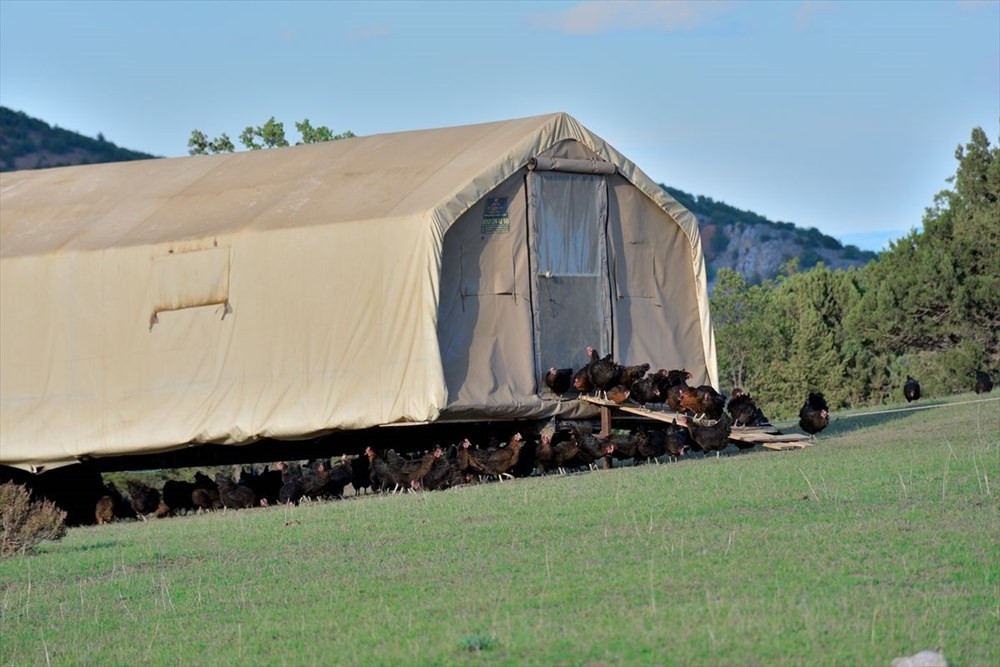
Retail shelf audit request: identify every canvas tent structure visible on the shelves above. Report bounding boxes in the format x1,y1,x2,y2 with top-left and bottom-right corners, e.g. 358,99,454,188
0,112,717,472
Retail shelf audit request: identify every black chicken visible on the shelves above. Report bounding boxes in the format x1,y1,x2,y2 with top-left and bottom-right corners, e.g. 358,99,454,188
160,478,198,516
653,369,691,412
536,431,581,475
727,389,768,427
572,366,594,394
608,429,642,464
350,453,371,495
544,367,574,400
630,377,661,409
510,437,539,478
662,421,694,458
534,434,555,475
422,452,465,491
191,472,221,511
975,370,993,394
370,447,436,492
277,462,305,505
215,472,257,510
125,480,161,522
903,376,921,402
568,423,613,470
798,392,830,440
301,460,333,500
686,413,732,457
586,347,620,399
241,466,282,506
324,455,354,498
618,363,650,388
635,425,667,463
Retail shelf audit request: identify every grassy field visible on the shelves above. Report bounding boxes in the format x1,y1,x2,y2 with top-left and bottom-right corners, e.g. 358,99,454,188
1,394,998,666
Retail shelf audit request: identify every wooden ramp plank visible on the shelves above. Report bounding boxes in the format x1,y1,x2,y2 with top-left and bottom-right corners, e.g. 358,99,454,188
616,405,690,426
579,396,619,407
731,424,782,435
730,432,809,443
761,441,812,450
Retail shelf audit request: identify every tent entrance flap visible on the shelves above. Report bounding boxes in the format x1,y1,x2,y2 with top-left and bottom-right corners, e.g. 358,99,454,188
528,172,612,385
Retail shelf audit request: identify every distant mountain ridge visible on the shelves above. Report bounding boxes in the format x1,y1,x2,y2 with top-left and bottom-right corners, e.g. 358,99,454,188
0,106,877,285
0,106,156,171
662,185,878,286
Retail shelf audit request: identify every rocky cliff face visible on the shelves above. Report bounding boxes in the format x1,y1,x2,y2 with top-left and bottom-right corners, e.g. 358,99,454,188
700,219,873,288
661,185,877,289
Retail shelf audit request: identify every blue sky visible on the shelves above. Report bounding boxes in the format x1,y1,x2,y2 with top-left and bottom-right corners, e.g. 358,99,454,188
1,0,997,251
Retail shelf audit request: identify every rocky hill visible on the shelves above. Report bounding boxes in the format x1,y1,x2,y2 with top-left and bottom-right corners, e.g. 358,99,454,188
0,106,156,171
662,185,877,287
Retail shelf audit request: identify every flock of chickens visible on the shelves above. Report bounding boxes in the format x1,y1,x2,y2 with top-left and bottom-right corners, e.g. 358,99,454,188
544,345,831,437
92,351,994,524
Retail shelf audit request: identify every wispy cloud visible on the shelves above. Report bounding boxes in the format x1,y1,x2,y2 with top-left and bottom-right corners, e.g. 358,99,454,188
349,25,390,41
528,0,732,35
795,0,836,31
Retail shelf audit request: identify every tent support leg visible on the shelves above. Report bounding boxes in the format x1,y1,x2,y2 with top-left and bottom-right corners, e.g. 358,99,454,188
599,405,612,439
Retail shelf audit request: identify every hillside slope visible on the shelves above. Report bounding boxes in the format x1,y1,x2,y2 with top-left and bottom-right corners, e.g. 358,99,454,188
0,106,156,171
663,185,877,286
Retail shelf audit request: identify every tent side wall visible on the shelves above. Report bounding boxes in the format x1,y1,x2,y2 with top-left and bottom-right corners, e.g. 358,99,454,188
0,219,447,470
437,169,532,407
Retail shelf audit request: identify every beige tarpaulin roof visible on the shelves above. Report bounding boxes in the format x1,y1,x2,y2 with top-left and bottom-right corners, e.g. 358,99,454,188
0,112,716,471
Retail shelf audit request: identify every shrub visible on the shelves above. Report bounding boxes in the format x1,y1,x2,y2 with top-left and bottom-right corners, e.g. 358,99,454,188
459,633,498,652
0,482,67,558
799,249,822,269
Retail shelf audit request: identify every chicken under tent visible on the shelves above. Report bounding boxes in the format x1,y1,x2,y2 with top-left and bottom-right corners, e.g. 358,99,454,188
0,112,718,475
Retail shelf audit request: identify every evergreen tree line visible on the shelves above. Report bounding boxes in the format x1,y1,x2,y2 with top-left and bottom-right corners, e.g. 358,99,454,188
710,126,999,419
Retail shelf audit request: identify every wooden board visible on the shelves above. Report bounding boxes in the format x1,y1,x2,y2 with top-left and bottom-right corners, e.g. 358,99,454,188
578,395,620,408
615,404,689,425
761,441,812,451
730,431,808,443
731,424,782,435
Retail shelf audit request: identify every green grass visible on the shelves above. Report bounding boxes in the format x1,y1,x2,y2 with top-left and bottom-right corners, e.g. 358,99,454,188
2,394,998,666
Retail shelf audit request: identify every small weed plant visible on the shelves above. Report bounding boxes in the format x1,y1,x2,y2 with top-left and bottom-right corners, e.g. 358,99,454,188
460,633,499,652
0,482,67,557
